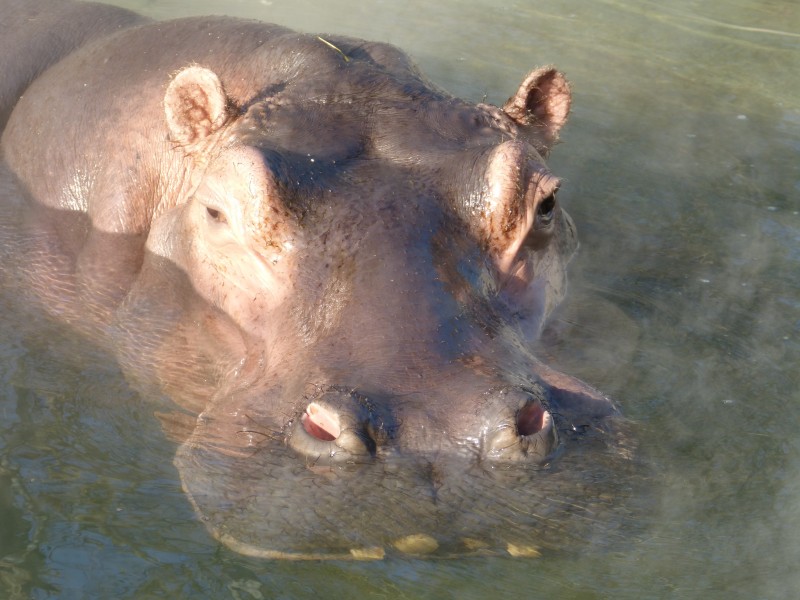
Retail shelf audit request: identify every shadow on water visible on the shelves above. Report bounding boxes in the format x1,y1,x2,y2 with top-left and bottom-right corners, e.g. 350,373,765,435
1,0,799,598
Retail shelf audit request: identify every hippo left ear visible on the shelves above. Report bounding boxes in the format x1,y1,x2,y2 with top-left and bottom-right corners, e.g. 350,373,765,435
164,66,231,147
502,67,571,143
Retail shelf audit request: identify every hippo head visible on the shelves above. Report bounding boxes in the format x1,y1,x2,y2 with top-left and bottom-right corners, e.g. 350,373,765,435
145,39,636,559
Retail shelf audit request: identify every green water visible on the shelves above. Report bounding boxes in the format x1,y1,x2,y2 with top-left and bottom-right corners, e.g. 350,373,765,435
1,0,798,597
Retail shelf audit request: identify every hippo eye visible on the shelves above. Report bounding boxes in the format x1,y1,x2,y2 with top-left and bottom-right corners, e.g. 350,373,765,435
206,206,228,224
535,193,556,229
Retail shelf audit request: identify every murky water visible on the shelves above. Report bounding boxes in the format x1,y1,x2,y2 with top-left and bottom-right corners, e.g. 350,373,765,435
1,0,798,597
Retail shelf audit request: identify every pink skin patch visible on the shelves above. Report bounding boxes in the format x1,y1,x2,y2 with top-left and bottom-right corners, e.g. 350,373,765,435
301,402,340,441
516,401,548,436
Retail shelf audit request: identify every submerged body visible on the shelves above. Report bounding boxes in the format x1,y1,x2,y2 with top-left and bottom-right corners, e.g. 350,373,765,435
0,0,637,558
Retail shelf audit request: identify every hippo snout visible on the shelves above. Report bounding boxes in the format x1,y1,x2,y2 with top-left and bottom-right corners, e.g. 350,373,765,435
286,385,558,466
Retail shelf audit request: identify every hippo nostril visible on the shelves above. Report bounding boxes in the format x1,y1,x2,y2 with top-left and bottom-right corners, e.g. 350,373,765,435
516,400,545,436
484,390,557,463
301,402,341,441
288,392,375,464
288,389,380,464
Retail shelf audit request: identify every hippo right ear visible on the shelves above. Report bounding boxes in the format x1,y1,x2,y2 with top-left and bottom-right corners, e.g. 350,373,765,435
164,66,231,147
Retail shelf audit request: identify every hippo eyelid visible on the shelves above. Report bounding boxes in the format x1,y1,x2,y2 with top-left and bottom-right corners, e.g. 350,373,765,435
206,206,228,224
534,192,557,229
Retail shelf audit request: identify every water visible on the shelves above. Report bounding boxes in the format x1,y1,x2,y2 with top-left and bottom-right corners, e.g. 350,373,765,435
1,0,798,597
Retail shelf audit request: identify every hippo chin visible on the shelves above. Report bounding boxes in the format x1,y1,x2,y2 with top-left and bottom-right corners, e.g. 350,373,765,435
1,0,639,559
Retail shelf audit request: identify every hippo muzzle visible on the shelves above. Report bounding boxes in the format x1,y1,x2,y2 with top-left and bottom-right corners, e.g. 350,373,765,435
173,339,630,560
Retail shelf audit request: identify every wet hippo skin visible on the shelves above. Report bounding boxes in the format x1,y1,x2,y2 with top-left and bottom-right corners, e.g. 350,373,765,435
0,0,639,559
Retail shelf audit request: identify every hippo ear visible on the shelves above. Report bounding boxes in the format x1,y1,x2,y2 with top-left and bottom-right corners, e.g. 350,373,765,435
164,66,231,146
502,67,571,143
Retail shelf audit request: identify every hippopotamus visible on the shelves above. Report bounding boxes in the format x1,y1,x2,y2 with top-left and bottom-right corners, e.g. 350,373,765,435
0,0,637,559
